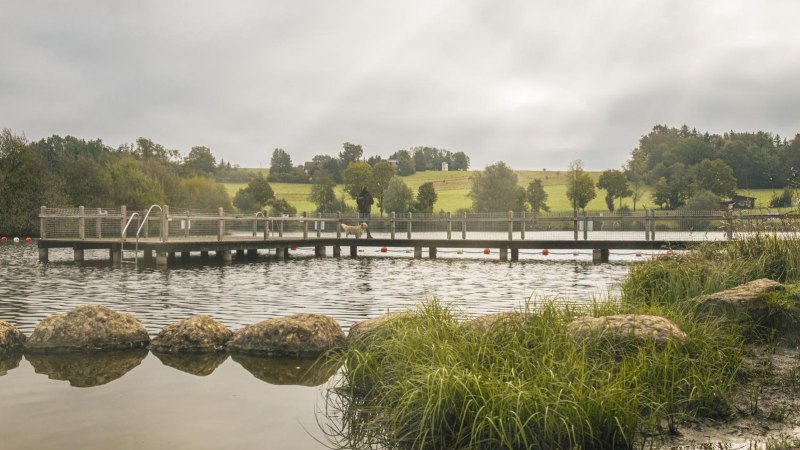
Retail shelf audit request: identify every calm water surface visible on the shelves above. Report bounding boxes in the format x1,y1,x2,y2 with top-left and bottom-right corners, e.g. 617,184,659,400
0,243,648,449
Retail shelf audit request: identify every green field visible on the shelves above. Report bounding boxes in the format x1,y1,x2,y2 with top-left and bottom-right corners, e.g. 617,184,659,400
222,170,784,214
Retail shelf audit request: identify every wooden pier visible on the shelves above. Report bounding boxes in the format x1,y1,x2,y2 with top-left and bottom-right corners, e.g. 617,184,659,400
36,205,792,266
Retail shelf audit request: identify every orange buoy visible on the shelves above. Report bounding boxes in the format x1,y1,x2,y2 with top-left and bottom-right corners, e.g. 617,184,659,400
24,237,32,244
290,246,297,251
0,236,6,243
483,248,490,255
542,248,549,256
380,246,388,253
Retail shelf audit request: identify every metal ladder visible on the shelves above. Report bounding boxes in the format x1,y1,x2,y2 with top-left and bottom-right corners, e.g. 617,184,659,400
119,205,163,266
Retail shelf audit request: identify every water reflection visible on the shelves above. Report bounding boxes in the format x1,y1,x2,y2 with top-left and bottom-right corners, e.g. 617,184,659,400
0,351,22,376
26,349,148,387
152,351,228,376
231,353,340,386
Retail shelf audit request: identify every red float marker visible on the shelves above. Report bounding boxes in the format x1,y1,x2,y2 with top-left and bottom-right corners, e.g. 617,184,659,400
542,249,549,256
25,237,33,244
380,246,388,253
483,248,490,255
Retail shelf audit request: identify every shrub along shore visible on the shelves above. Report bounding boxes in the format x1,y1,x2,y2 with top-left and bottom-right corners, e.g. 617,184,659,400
324,235,800,449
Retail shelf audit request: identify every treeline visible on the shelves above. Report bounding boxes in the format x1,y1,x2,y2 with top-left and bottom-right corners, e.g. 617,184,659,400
625,125,800,209
0,130,242,235
268,143,470,183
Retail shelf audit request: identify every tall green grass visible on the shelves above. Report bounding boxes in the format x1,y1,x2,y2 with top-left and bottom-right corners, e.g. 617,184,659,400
324,301,742,449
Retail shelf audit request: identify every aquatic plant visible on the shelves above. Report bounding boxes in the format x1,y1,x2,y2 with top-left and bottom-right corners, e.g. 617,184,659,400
323,300,742,449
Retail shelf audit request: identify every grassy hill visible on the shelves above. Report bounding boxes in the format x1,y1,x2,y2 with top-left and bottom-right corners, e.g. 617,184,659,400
222,170,782,214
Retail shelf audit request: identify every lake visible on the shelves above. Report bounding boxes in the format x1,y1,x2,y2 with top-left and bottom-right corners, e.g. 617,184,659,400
0,243,647,449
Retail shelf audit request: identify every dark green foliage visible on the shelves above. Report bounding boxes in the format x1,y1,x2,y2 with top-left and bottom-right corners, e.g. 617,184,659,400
526,178,549,213
470,162,527,212
233,173,274,212
267,148,309,183
414,182,437,213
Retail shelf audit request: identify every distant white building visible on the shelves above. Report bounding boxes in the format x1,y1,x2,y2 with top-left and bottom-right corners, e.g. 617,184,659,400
441,162,449,171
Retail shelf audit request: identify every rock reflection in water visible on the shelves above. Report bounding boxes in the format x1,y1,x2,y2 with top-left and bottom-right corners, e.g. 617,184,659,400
231,353,340,386
152,351,228,376
0,351,22,376
26,349,148,387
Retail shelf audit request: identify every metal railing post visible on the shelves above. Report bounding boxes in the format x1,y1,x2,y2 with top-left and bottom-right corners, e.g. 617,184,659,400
573,209,578,241
390,212,396,240
583,211,588,240
462,212,467,240
336,212,341,239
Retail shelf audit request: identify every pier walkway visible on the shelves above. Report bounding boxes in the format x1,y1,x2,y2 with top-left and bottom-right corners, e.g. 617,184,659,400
36,205,793,266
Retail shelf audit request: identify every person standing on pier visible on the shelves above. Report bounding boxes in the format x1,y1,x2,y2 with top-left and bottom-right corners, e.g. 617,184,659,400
356,186,374,239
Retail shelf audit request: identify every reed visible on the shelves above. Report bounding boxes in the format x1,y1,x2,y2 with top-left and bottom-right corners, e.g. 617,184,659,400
324,300,742,449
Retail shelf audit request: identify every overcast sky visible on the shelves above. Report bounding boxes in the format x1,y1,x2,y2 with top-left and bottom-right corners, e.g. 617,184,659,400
2,1,799,170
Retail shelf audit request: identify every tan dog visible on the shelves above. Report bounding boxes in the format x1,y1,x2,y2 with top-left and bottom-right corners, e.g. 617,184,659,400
341,222,369,238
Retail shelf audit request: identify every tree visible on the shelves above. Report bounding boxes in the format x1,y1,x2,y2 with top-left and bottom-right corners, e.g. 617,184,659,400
107,156,166,209
415,182,437,213
173,176,232,210
268,148,294,182
526,178,550,213
566,160,596,212
343,161,373,199
597,169,632,211
370,161,395,216
184,146,216,177
311,174,346,213
652,177,670,209
624,147,648,210
470,162,526,212
451,152,470,171
390,149,415,176
266,198,296,216
233,173,274,212
339,142,363,167
383,177,414,213
694,159,737,197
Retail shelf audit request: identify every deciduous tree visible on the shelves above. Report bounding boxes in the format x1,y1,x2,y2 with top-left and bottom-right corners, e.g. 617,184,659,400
470,162,526,212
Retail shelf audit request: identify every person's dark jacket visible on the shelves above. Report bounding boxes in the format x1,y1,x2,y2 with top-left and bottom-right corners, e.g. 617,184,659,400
357,190,374,214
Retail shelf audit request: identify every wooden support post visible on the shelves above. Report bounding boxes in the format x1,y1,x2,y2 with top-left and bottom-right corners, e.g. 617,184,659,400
644,209,650,241
78,206,86,240
583,211,588,240
303,212,309,239
511,248,519,261
156,251,168,267
120,205,127,241
264,215,270,240
144,249,154,264
162,205,169,242
181,251,190,261
429,247,437,259
508,211,513,241
279,217,284,237
276,247,285,260
315,246,326,257
573,209,579,241
413,246,422,259
40,206,47,239
447,212,452,240
592,248,610,263
221,250,232,263
350,245,357,257
336,212,342,239
499,247,508,261
390,212,396,239
218,207,225,241
333,245,341,257
111,246,122,264
407,212,413,239
96,214,102,238
316,213,322,238
38,247,49,262
73,248,84,262
462,212,467,240
520,211,525,240
725,212,733,240
650,210,655,241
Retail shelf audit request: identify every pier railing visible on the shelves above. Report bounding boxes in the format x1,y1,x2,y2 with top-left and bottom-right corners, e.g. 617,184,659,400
39,206,800,243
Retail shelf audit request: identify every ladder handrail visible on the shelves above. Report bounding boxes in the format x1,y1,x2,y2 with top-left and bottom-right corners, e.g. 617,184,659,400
119,212,141,265
133,205,164,267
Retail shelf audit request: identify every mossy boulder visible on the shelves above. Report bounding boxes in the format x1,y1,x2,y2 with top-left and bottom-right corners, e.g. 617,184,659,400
25,305,149,352
348,312,413,340
0,320,26,354
568,314,688,346
150,315,232,353
697,278,785,324
227,314,346,357
461,312,529,335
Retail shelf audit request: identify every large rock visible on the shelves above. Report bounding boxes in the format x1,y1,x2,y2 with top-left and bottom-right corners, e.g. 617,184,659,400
348,312,413,340
0,320,26,353
697,279,785,323
227,314,346,357
568,314,688,346
25,305,150,352
461,312,529,335
150,315,232,353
